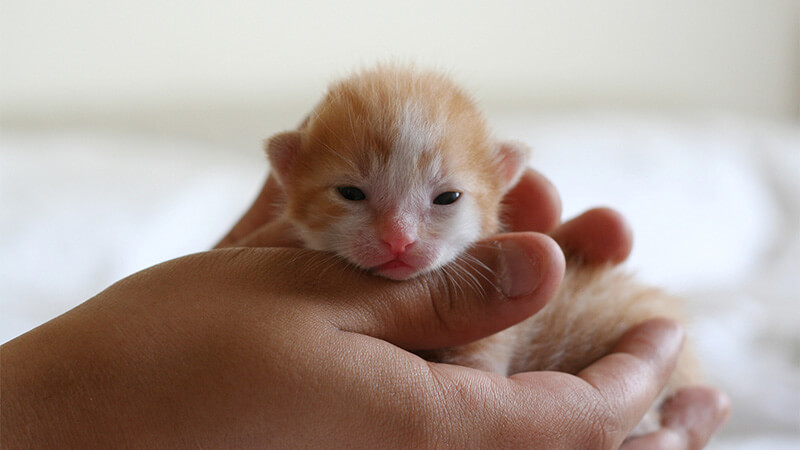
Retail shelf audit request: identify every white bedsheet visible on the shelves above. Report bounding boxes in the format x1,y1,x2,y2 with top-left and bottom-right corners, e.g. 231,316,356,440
1,113,798,447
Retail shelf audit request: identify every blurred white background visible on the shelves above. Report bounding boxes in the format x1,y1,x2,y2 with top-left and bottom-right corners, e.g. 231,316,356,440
1,1,799,448
2,1,797,141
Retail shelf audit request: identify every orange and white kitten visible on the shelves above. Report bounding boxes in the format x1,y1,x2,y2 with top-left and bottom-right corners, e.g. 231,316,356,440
264,66,700,434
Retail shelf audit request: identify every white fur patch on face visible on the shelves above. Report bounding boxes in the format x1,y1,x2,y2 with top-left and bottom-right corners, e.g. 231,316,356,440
395,101,440,159
371,100,443,206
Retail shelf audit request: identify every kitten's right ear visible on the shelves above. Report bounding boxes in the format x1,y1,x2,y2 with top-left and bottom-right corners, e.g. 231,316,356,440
493,140,530,193
265,131,302,186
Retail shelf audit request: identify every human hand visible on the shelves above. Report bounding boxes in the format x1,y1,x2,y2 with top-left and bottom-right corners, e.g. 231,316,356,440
1,236,727,448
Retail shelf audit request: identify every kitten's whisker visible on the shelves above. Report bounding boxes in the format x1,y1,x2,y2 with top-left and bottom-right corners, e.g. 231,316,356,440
451,254,495,297
442,261,477,298
438,265,465,300
459,251,496,278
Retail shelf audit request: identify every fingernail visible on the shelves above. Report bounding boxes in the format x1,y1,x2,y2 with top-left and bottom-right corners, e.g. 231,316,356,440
498,239,541,299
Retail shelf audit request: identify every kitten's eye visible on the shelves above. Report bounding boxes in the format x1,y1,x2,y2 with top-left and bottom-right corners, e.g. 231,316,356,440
337,186,366,201
433,191,461,205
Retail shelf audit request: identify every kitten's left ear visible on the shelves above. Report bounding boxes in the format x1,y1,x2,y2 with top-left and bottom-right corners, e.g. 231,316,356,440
494,140,530,192
265,131,302,187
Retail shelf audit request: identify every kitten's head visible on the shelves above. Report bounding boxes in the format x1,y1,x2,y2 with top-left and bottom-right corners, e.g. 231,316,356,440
267,67,528,280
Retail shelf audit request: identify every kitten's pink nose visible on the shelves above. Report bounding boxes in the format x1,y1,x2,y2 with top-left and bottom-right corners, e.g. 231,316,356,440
378,214,417,255
382,233,416,255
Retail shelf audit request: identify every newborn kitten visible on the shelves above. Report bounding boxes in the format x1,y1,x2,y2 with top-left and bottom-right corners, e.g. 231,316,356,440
264,65,700,435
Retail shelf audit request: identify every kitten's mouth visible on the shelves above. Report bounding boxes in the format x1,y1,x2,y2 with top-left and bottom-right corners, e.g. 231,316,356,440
376,259,412,270
372,259,419,280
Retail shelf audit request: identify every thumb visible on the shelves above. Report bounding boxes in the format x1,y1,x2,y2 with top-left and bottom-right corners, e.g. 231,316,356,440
272,232,565,350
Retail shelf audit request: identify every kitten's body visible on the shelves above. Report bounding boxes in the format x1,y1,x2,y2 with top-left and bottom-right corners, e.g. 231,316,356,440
264,66,700,435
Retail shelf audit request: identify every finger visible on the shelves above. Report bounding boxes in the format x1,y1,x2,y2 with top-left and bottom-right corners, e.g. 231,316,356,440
501,168,562,233
550,207,633,265
231,232,565,350
215,174,285,248
577,319,685,442
621,386,731,450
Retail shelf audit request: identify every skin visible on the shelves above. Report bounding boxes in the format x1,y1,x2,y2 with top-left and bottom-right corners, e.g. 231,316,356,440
1,169,729,448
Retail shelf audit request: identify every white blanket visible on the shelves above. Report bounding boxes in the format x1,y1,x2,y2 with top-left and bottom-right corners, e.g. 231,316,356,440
1,113,798,447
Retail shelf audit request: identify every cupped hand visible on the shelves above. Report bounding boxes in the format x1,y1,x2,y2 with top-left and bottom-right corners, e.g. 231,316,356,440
2,240,726,448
